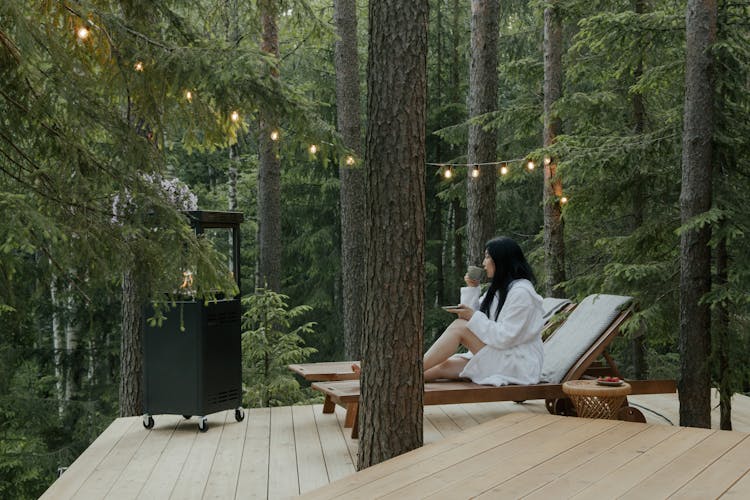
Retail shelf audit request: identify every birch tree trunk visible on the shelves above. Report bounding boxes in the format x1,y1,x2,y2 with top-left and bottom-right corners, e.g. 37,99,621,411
334,0,366,360
678,0,716,429
257,0,281,291
543,0,566,297
50,277,64,417
465,0,499,267
358,0,428,469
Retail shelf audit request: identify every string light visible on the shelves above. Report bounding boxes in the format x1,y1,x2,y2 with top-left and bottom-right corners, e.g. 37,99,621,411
443,166,453,179
500,165,509,175
134,61,144,72
544,156,552,166
270,130,280,141
230,111,240,122
309,144,317,154
76,26,90,40
560,196,569,204
185,90,193,101
526,160,536,171
471,166,480,178
345,155,355,166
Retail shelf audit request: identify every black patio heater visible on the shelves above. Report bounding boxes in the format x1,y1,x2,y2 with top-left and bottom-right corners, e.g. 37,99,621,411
142,210,245,432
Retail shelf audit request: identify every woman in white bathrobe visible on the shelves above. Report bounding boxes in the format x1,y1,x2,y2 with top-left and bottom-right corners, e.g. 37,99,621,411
424,237,545,386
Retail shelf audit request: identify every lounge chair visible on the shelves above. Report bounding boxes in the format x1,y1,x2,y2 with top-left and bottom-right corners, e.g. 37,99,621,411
288,297,575,384
311,294,677,438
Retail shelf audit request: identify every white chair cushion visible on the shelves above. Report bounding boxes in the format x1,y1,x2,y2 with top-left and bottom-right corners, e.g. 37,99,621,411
541,294,633,383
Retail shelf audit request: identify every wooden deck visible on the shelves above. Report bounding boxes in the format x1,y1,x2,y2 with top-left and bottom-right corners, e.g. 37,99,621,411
41,392,750,499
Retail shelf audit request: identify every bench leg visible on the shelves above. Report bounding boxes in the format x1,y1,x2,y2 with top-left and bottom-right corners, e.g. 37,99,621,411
322,395,335,414
346,403,359,439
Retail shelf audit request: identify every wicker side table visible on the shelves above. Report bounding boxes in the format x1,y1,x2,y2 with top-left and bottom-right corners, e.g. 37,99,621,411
562,380,631,419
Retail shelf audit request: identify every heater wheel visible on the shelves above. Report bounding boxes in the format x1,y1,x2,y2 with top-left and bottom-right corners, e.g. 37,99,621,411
235,407,245,422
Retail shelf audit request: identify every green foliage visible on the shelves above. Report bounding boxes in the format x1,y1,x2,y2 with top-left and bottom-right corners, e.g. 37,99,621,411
241,288,317,407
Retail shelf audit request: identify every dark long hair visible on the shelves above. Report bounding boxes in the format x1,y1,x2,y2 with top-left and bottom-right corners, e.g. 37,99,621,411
479,237,536,320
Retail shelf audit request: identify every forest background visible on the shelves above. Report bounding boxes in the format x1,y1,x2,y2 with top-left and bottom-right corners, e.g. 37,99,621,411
1,0,749,497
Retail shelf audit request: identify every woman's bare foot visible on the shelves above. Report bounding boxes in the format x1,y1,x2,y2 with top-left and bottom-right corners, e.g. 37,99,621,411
351,363,361,375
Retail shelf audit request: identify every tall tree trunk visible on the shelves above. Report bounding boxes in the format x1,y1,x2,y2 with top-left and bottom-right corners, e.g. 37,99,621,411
334,0,366,360
716,232,731,430
452,198,465,302
227,0,240,212
359,0,428,469
630,0,647,380
120,268,143,416
543,0,566,297
678,0,716,428
64,293,78,402
257,0,281,291
50,277,64,418
465,0,499,267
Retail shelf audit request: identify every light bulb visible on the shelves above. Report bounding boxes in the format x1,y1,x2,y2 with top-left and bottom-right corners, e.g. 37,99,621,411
77,27,90,40
544,156,551,166
230,111,240,122
345,155,355,166
471,166,480,178
560,196,568,204
309,144,317,154
185,90,193,101
270,130,279,141
444,167,453,179
500,165,508,175
527,160,535,171
134,61,144,72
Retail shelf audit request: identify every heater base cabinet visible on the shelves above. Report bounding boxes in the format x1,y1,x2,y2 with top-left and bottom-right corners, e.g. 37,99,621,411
142,299,244,432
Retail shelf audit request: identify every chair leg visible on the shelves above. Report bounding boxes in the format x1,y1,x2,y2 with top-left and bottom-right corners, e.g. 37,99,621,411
322,395,335,414
346,403,359,439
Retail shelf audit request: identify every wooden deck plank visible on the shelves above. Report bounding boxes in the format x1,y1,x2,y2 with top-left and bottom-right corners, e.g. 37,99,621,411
302,412,544,500
424,405,463,438
169,411,228,500
622,429,747,498
312,404,356,482
104,414,182,500
203,410,249,499
412,418,620,499
521,423,681,499
292,405,330,494
440,404,480,430
570,427,716,499
333,405,359,464
136,417,199,500
473,420,646,498
670,434,750,499
721,469,750,498
73,417,150,499
39,416,135,500
267,406,300,498
235,407,271,499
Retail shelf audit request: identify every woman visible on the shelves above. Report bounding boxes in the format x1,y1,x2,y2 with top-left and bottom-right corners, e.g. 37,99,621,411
425,236,544,386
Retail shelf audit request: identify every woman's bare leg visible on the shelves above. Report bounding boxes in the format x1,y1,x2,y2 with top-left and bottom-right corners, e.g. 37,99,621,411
424,356,469,381
423,319,486,372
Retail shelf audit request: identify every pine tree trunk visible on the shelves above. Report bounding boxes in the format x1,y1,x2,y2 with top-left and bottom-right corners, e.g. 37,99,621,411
543,0,566,297
257,0,281,292
227,0,240,213
358,0,428,469
228,143,239,211
716,234,731,430
50,277,64,417
452,199,465,303
120,268,143,416
334,0,366,360
678,0,716,428
465,0,499,267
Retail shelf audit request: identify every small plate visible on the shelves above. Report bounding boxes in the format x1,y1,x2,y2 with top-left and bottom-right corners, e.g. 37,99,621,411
596,380,624,387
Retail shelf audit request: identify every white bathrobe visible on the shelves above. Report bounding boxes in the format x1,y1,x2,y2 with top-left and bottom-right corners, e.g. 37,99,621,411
456,279,544,386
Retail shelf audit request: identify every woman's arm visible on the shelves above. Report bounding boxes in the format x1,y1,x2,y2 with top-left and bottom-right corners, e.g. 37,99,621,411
465,287,541,349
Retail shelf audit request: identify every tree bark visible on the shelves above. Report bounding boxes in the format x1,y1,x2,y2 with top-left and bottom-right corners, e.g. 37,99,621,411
543,0,566,297
334,0,366,360
358,0,428,469
50,276,64,417
257,0,281,291
465,0,499,267
120,268,143,416
678,0,716,428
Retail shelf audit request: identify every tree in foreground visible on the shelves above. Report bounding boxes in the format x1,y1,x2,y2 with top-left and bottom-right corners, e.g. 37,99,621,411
358,0,429,469
678,0,716,428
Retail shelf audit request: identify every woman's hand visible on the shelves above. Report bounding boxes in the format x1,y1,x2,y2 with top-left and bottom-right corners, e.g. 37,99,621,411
449,304,474,321
464,275,480,287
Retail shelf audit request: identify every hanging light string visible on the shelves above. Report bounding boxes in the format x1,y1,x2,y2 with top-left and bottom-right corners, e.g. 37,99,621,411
426,157,528,168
